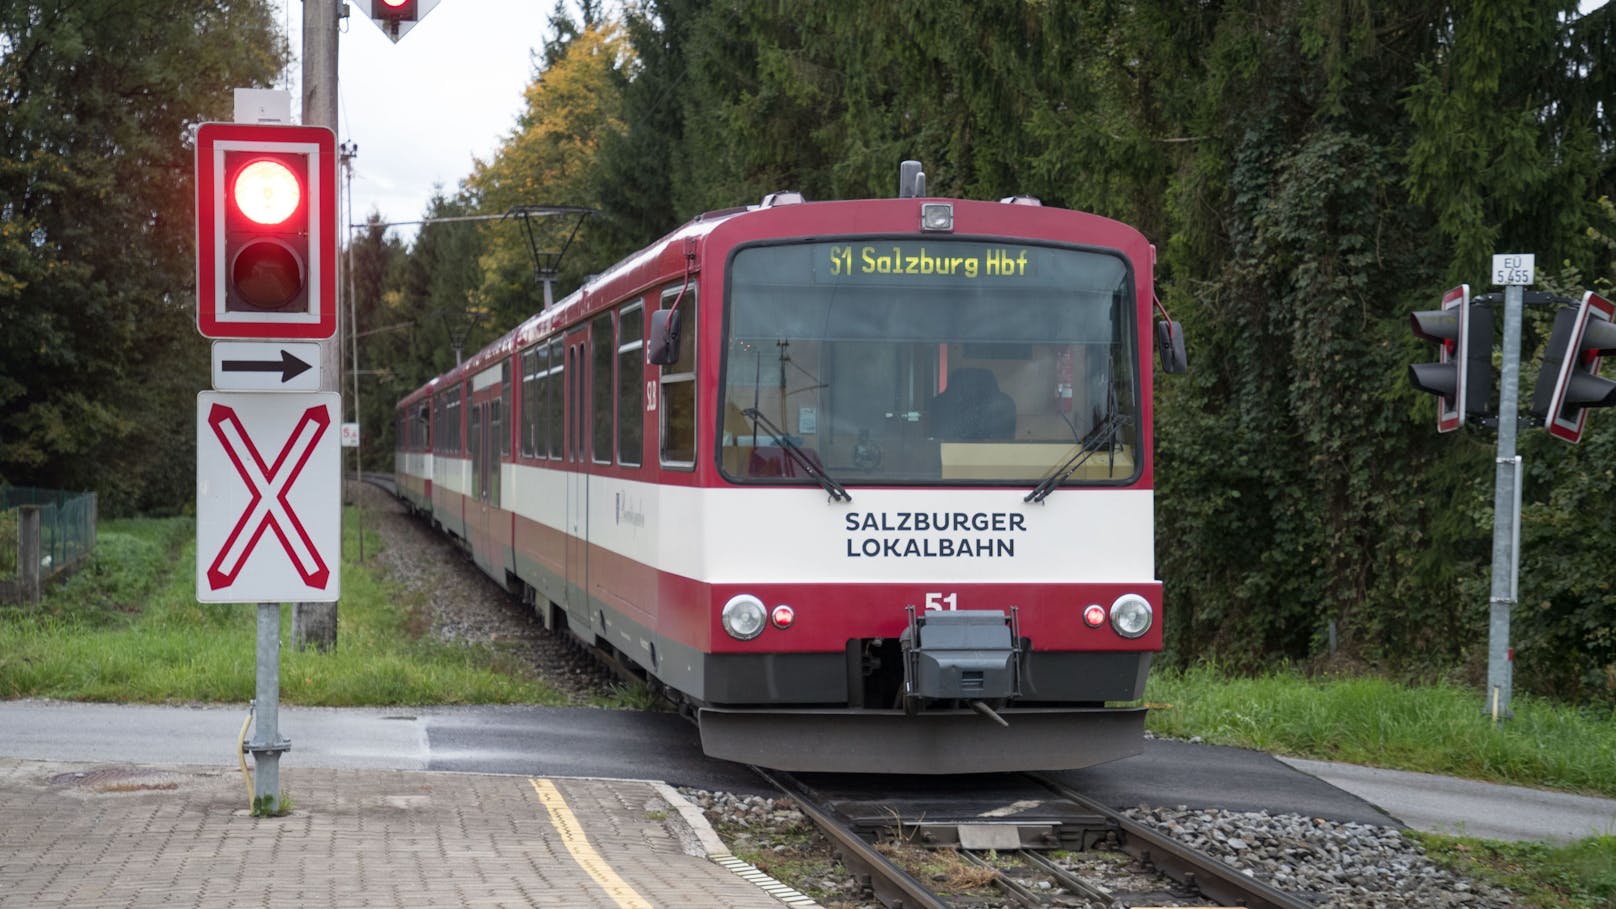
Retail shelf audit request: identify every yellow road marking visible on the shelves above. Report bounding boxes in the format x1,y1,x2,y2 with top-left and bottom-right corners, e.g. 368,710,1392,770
529,778,653,909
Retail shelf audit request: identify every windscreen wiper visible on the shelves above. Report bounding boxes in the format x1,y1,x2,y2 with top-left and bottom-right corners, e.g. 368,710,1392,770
1024,410,1128,503
742,407,851,502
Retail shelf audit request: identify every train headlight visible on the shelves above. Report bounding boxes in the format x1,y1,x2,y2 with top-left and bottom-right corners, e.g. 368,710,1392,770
721,594,767,640
1082,604,1107,628
1109,594,1153,639
920,202,954,232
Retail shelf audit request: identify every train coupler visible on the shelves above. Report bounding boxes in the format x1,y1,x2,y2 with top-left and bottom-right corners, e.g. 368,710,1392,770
900,606,1022,712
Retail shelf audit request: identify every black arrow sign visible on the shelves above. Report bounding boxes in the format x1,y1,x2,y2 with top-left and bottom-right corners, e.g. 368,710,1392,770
221,349,313,383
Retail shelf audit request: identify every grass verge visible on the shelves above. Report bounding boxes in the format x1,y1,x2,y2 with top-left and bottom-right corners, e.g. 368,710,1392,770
1412,833,1616,909
1145,664,1616,798
0,510,564,706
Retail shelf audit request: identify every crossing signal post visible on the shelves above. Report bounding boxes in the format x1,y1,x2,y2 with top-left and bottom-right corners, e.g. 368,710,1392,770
196,122,337,341
1531,291,1616,443
195,113,341,816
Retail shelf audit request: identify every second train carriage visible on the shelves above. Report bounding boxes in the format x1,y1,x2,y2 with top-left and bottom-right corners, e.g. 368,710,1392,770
395,171,1181,773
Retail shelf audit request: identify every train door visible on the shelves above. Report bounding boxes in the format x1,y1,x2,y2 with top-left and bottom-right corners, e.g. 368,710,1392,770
467,361,513,585
468,400,486,559
563,328,590,618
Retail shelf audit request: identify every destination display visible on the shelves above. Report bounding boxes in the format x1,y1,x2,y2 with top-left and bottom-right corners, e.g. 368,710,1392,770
824,243,1033,280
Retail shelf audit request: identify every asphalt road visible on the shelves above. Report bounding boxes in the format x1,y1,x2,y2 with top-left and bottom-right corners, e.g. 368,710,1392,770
0,700,1386,819
6,700,1613,841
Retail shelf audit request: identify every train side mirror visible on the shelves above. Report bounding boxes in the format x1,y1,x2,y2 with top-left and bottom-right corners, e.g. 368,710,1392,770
1156,320,1187,374
649,308,682,367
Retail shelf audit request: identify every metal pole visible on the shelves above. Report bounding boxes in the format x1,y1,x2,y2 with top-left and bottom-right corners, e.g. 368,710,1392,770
1487,281,1524,719
250,603,286,810
344,141,363,562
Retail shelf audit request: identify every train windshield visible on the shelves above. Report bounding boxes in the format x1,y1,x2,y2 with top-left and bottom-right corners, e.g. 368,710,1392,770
720,239,1140,487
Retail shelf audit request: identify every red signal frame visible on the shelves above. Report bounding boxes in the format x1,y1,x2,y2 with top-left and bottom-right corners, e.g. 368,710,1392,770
196,122,337,340
1543,291,1616,443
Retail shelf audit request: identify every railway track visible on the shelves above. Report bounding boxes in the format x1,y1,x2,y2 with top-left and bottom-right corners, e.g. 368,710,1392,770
756,768,1319,909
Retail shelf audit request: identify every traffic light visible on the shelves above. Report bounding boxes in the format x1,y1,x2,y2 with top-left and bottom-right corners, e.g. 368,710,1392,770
370,0,418,39
1531,291,1616,443
374,0,418,18
1409,284,1493,432
195,123,336,340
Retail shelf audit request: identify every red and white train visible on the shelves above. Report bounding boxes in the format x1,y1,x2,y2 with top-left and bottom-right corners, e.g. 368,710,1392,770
395,166,1181,773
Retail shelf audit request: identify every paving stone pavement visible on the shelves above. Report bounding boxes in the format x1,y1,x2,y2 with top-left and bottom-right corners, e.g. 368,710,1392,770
0,758,812,909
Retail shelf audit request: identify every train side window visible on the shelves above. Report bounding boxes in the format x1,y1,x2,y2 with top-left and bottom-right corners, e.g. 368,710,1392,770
469,404,482,500
448,384,462,454
520,348,539,459
618,301,644,467
498,360,511,458
660,284,697,468
432,393,443,453
591,312,615,464
546,338,564,459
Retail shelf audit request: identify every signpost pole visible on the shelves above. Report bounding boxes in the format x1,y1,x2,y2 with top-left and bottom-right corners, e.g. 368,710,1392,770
1486,254,1532,720
249,602,287,810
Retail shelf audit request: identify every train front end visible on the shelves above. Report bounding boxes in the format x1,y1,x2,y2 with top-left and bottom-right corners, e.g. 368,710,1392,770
681,196,1162,773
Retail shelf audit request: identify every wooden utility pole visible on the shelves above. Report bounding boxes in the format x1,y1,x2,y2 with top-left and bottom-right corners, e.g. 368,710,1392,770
294,0,342,652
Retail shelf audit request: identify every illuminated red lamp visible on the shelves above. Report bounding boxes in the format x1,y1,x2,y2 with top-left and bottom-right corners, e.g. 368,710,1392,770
1082,604,1107,628
373,0,418,20
770,605,795,629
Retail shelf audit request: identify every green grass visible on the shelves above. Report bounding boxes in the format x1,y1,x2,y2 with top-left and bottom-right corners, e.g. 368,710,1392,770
1144,664,1616,799
0,510,565,706
1413,834,1616,909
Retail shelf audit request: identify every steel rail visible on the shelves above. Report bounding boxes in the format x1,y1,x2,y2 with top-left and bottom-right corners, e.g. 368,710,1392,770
1030,773,1319,909
753,767,952,909
1018,849,1114,904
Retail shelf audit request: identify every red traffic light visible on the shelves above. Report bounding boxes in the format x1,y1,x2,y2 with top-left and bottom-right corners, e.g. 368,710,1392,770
372,0,418,21
196,123,336,340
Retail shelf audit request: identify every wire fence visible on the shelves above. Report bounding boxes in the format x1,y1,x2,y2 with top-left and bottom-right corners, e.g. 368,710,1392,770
1,486,98,603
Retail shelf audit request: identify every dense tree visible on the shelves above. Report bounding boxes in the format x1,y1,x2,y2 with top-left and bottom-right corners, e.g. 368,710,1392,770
466,18,630,324
0,0,286,514
346,212,409,471
582,0,1616,698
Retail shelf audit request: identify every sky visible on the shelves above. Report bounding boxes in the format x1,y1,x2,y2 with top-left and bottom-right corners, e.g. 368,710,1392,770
272,0,560,244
